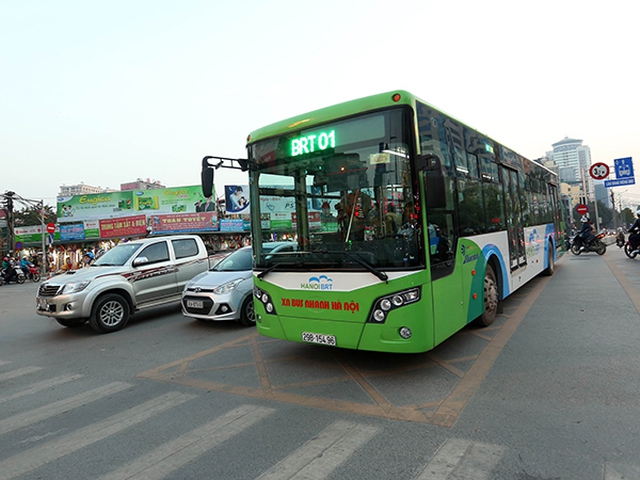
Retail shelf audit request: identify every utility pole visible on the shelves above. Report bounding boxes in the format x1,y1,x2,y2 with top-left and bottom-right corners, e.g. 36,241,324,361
611,190,617,229
4,191,15,255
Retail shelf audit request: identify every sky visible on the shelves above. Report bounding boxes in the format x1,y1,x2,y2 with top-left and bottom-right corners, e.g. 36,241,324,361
2,0,639,210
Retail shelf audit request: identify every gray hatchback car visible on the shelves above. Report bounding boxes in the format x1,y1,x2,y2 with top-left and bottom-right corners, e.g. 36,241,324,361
180,242,297,326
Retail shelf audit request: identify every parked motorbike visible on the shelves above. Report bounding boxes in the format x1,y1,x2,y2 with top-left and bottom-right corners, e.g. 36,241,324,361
1,267,26,284
570,232,606,256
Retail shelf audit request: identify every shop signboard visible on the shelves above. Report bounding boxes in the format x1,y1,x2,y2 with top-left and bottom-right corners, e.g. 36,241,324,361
99,215,148,238
14,225,45,244
60,223,86,241
84,220,101,239
219,219,244,232
147,212,218,234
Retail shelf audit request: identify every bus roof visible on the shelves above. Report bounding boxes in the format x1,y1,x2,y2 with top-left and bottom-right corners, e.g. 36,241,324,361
246,90,420,145
246,90,557,179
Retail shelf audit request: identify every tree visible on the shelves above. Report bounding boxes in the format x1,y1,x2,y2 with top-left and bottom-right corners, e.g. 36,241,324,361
13,204,56,227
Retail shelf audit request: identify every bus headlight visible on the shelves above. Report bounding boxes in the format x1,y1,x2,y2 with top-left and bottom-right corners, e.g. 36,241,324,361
367,287,421,324
254,286,277,315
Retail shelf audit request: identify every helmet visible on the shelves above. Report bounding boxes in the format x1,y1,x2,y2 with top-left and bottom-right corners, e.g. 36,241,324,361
88,252,95,260
580,216,588,223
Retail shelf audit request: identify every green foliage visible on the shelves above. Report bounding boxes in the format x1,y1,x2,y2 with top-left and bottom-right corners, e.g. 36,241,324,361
13,204,56,227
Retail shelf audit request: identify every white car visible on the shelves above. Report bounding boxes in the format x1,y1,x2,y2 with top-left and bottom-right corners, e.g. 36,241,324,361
181,242,297,326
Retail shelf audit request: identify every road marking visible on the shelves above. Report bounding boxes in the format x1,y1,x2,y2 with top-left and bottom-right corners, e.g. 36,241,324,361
0,361,11,366
0,366,42,382
604,462,640,480
0,381,132,435
0,374,83,404
0,391,196,480
99,404,275,480
415,438,504,480
257,420,379,480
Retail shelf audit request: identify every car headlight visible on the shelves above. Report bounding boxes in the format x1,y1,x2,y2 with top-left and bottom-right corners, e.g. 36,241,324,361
61,281,91,294
213,278,243,295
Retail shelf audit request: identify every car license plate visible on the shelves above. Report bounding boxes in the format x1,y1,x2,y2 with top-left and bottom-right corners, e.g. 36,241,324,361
187,299,204,309
37,298,49,310
302,332,336,346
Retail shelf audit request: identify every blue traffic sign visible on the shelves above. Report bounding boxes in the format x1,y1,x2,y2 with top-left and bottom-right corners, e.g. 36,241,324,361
605,177,636,188
614,157,634,179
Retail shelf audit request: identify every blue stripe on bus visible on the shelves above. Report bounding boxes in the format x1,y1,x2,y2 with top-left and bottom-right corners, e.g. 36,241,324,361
481,244,510,298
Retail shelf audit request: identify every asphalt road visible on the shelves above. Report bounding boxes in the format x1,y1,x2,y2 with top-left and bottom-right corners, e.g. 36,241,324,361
1,245,639,479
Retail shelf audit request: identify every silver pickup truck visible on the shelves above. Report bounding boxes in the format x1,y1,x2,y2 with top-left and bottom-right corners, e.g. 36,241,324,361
36,235,209,333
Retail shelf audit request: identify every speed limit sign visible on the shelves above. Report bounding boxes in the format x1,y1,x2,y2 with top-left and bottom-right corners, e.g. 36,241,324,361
589,162,610,180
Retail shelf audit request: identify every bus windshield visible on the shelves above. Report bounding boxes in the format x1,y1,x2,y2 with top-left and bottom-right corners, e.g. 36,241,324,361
248,108,423,271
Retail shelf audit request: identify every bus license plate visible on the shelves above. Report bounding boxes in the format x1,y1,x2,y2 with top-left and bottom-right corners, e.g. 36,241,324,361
302,332,336,346
187,299,204,309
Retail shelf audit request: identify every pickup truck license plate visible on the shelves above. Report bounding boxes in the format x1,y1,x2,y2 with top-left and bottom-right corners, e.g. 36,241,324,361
302,332,336,346
187,299,204,309
37,298,49,310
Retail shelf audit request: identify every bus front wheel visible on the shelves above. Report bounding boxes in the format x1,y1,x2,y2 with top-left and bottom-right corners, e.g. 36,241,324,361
478,264,499,327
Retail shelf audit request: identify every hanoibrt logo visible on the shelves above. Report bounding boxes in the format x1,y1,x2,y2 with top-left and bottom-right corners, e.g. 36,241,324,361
526,229,542,257
461,244,479,265
301,275,334,290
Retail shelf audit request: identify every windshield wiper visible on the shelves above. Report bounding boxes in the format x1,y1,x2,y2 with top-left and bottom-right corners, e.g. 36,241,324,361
312,250,388,282
257,262,284,280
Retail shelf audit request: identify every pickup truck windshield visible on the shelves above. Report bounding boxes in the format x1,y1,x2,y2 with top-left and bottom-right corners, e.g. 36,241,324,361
93,244,143,267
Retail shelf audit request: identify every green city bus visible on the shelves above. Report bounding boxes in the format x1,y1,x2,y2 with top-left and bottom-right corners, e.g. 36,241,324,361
202,90,560,353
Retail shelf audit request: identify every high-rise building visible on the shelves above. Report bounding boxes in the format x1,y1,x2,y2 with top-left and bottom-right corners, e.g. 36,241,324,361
58,182,114,197
551,137,592,183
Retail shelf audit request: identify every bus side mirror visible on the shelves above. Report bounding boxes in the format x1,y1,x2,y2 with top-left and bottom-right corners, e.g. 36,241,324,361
201,157,214,198
417,154,446,208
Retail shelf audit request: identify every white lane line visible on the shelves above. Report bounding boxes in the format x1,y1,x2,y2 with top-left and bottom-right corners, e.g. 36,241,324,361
0,361,11,366
605,462,640,480
0,374,84,404
100,404,275,480
0,381,132,435
415,438,504,480
0,366,43,382
0,391,196,480
257,420,379,480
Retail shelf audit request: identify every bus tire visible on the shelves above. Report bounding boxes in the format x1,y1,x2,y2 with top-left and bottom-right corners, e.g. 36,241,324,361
89,293,130,333
478,264,499,327
237,296,255,327
542,243,555,276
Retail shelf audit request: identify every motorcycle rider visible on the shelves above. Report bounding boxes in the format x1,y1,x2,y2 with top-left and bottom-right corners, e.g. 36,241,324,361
2,255,17,283
616,227,626,248
578,216,596,252
20,256,33,275
627,211,640,254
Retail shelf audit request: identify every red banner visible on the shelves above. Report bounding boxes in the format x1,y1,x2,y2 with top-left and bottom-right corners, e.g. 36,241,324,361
99,215,148,238
148,212,218,233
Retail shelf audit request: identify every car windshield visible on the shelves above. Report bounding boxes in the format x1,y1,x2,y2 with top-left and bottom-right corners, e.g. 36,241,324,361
93,243,143,267
212,248,252,272
248,107,423,271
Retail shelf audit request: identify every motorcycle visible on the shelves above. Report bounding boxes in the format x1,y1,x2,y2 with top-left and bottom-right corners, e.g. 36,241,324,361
624,240,640,259
616,232,626,248
22,265,41,282
570,232,606,256
1,267,26,284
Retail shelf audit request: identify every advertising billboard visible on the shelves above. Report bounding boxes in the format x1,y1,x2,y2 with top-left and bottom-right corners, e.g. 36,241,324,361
57,185,214,222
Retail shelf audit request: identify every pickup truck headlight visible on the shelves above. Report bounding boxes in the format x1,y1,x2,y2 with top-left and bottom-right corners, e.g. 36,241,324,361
213,278,243,295
61,281,91,294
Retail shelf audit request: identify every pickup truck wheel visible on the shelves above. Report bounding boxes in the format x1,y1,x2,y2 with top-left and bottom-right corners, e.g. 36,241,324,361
237,296,255,327
89,293,130,333
56,318,87,328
